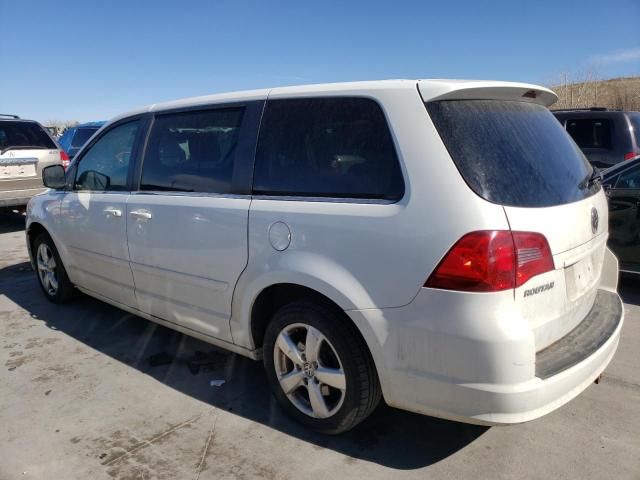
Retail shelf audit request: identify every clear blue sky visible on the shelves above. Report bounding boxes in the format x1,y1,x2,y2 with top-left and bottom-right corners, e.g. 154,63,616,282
2,0,639,123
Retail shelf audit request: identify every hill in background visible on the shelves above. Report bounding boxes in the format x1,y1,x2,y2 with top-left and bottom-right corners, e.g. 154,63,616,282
550,76,640,111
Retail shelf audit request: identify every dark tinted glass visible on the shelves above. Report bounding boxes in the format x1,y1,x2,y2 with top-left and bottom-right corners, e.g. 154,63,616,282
141,108,244,193
427,100,597,208
566,118,612,149
72,127,99,147
75,120,139,191
0,121,56,151
253,98,403,199
615,165,640,189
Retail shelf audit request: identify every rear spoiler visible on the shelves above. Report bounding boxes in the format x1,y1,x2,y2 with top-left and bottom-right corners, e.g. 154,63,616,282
418,80,558,107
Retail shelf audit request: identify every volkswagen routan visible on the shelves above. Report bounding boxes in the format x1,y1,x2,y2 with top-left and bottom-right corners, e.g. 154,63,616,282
27,80,623,434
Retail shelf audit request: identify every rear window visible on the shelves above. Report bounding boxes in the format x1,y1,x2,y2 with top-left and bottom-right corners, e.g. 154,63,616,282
253,97,404,200
566,118,613,149
0,121,56,152
71,127,99,148
426,100,597,208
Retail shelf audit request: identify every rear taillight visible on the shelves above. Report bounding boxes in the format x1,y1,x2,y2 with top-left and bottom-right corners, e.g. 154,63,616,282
624,152,638,161
425,230,554,292
60,150,70,169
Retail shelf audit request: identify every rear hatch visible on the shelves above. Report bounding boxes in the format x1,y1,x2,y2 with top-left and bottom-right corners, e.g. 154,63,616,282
0,120,60,193
423,87,607,351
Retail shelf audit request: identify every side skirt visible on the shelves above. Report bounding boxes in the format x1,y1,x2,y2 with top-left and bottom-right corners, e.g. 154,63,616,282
75,285,260,360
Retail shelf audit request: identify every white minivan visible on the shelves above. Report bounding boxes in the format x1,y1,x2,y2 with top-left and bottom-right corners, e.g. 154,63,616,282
27,80,623,434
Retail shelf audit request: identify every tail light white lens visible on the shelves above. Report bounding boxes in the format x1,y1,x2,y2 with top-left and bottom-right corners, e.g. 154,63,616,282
513,232,554,287
425,230,554,292
60,150,70,169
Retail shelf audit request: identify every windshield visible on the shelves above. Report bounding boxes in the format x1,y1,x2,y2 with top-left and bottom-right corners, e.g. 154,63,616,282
0,121,56,152
426,100,599,207
71,127,99,148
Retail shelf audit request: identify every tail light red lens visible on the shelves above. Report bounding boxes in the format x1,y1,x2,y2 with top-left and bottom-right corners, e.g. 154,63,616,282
624,152,637,161
425,230,554,292
60,150,70,169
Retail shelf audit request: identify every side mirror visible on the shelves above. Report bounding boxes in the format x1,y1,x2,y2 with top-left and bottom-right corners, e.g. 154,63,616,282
76,170,110,191
42,165,66,189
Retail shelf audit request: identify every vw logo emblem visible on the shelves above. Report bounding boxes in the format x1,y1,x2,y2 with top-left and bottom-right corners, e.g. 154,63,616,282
591,207,599,234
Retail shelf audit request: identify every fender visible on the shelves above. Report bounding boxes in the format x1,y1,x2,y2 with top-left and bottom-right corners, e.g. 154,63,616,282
230,250,375,349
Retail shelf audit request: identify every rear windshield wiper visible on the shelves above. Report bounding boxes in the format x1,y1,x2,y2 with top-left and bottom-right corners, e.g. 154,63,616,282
579,166,602,190
1,145,48,155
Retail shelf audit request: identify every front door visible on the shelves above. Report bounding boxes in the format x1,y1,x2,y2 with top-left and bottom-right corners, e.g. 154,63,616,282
58,119,142,306
126,105,259,342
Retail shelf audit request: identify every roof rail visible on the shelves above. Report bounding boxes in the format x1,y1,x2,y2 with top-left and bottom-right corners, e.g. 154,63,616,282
0,114,20,119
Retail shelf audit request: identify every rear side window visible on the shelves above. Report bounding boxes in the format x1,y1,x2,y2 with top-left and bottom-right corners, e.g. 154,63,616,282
566,118,613,149
0,121,56,152
427,100,597,208
253,98,404,200
141,108,244,193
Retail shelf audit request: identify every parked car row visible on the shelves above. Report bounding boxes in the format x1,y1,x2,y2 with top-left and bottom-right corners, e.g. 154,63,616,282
26,80,623,434
0,116,103,209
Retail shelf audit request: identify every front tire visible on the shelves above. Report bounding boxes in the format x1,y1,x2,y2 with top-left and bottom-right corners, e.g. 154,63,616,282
263,301,381,434
33,233,76,303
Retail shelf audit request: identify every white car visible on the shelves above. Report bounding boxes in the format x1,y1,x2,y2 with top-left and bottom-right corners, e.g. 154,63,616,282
26,80,623,434
0,115,68,209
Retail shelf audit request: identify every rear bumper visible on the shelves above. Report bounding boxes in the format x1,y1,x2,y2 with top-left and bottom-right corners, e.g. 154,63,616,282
347,288,623,426
0,188,46,208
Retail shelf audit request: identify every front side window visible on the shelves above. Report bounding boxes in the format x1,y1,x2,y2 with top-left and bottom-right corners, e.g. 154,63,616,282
140,108,244,193
253,97,404,200
566,118,613,149
74,120,139,191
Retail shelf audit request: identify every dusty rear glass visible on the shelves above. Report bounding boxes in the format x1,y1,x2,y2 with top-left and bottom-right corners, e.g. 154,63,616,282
426,100,598,207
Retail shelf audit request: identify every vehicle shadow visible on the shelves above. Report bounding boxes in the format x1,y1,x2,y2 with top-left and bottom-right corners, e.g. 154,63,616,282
0,262,488,470
619,273,640,306
0,210,26,234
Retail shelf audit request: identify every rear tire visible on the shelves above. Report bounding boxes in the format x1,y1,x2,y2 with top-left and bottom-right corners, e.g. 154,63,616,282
33,233,76,304
263,301,381,434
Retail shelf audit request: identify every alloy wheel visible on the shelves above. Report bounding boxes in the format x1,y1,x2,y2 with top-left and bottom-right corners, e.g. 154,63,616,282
273,323,346,419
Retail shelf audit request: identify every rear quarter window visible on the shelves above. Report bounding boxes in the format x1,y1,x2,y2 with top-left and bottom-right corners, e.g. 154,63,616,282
426,100,598,208
253,97,404,200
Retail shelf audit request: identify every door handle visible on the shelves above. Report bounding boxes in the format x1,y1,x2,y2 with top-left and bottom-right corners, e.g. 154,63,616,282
103,208,122,217
130,209,152,220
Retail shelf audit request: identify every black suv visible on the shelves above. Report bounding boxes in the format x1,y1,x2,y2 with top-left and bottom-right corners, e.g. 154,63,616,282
553,108,640,168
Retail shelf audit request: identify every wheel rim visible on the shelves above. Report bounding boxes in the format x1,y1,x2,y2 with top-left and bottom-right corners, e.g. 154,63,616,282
273,323,346,419
36,243,58,296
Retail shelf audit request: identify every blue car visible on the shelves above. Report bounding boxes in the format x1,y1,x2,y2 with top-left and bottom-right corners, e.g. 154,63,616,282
58,121,105,159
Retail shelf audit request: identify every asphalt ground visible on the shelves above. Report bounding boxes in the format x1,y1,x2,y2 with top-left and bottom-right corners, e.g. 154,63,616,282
1,210,638,480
